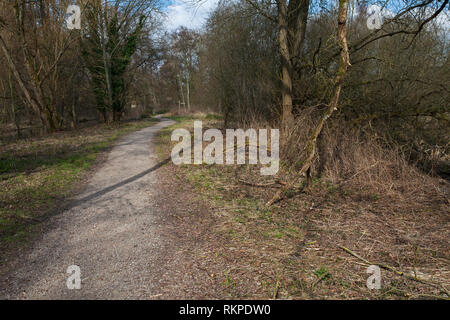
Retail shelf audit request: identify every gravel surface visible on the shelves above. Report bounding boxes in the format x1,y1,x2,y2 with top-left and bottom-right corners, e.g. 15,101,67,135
0,118,177,299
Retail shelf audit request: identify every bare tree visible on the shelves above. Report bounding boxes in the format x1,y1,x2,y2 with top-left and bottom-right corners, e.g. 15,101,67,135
267,0,352,206
245,0,311,139
0,0,78,132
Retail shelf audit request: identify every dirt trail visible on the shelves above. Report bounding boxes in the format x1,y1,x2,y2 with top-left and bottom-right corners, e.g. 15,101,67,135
0,118,177,299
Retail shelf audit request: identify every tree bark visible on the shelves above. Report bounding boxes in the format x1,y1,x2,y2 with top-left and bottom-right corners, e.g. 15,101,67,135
186,74,191,111
99,6,114,122
288,0,310,67
8,69,21,138
178,74,186,110
277,0,294,140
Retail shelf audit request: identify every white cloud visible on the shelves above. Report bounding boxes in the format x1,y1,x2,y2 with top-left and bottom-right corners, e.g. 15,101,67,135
164,0,219,31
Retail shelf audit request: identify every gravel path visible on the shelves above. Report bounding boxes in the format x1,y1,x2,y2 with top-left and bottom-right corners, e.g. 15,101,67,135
0,118,177,299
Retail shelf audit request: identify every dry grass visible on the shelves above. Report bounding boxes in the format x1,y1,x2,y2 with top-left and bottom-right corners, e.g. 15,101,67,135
155,114,449,299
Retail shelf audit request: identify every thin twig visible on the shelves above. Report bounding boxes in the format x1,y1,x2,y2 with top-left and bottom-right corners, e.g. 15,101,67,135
339,161,380,185
311,272,330,289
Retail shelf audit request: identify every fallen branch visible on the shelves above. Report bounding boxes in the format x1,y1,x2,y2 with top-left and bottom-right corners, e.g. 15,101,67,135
273,278,280,300
339,245,450,297
382,287,449,300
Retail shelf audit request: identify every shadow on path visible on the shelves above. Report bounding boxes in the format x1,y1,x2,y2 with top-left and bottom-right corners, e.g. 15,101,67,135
71,157,170,207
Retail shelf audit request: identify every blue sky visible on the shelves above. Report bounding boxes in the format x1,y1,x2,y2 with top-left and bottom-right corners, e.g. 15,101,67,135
162,0,219,31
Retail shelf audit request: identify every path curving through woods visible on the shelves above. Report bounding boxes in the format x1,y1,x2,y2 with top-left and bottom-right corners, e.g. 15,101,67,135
0,118,177,299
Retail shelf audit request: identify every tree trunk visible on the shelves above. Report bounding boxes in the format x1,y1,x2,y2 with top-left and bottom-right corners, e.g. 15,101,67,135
71,97,78,129
99,4,114,118
178,74,186,110
277,0,294,140
267,0,351,206
186,75,191,111
113,110,122,123
288,0,310,67
9,70,21,138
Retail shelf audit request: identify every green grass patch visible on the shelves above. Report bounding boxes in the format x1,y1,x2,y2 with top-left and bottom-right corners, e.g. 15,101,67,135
205,113,223,120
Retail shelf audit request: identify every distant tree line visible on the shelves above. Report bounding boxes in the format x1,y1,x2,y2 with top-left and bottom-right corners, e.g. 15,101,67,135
0,0,162,135
0,0,448,177
155,0,449,178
